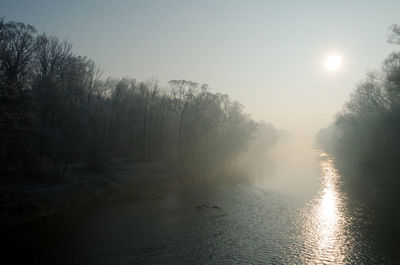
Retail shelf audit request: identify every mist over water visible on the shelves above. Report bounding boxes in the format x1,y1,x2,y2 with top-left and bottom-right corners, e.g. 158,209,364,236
3,144,395,264
250,136,320,198
1,1,400,263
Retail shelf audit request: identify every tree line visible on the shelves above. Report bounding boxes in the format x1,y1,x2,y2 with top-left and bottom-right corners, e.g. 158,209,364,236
0,18,278,178
316,24,400,194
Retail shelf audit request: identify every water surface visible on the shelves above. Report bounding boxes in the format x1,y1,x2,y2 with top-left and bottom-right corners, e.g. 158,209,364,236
1,154,398,264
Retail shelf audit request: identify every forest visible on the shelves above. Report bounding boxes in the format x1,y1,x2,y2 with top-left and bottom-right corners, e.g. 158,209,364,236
2,2,400,263
0,18,278,179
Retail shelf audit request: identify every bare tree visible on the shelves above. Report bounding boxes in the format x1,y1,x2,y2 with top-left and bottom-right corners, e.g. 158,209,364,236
169,80,198,162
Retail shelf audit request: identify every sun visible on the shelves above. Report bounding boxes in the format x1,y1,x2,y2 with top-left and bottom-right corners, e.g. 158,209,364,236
324,54,343,71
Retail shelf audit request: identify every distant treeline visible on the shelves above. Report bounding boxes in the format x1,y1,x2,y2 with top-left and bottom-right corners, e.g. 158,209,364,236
0,18,278,177
316,24,400,194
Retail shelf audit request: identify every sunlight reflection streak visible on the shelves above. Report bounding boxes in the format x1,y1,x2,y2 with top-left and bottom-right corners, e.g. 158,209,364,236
304,154,347,264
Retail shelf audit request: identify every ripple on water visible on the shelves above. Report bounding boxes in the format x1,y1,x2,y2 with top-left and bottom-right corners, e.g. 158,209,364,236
1,155,396,264
294,155,393,264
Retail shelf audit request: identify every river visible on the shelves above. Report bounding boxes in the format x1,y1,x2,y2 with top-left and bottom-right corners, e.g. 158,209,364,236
1,152,399,264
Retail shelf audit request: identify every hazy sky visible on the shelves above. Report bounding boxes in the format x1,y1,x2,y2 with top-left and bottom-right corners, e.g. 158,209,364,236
3,0,400,139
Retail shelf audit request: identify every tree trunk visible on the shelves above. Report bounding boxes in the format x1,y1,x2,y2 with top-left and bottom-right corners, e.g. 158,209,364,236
178,109,185,162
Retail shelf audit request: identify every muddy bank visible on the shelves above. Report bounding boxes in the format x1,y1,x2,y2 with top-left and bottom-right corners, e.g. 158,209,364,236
0,160,184,229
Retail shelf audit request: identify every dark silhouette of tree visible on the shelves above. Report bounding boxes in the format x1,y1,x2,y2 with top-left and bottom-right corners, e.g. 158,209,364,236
316,23,400,199
0,18,279,179
0,20,36,175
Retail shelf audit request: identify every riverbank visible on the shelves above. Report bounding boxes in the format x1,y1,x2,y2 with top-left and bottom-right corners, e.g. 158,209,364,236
2,164,398,264
0,159,185,230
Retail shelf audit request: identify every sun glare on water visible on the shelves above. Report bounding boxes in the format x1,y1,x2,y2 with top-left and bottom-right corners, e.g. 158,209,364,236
324,54,343,71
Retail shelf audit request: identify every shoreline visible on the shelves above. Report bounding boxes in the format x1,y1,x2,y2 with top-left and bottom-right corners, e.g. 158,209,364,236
0,160,182,230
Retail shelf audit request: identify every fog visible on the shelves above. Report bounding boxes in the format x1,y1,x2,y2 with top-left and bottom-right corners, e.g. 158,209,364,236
258,137,320,196
3,0,400,141
2,1,400,264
